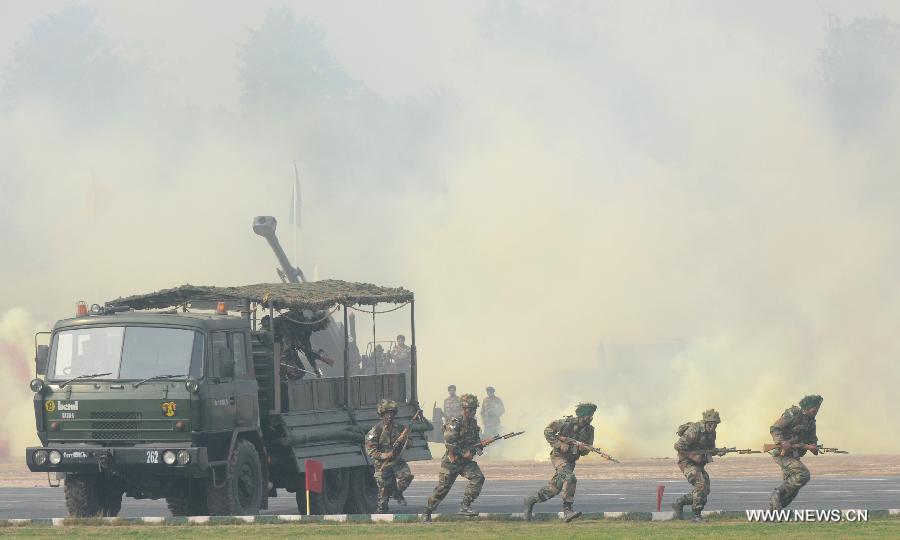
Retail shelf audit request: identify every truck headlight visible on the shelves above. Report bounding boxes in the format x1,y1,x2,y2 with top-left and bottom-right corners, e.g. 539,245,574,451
184,378,199,393
177,450,191,465
30,379,45,393
33,450,48,465
49,450,62,465
163,450,177,465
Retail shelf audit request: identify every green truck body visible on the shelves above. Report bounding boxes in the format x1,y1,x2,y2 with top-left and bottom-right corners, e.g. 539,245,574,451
27,282,430,517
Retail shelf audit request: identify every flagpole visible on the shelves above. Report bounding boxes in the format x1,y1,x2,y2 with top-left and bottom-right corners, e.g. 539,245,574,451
293,162,300,271
305,470,311,515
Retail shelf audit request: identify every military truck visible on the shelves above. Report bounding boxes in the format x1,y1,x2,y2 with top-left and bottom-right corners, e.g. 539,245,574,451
26,281,431,516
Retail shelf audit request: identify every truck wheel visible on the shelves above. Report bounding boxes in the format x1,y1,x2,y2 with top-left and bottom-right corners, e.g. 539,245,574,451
295,467,350,515
207,439,262,515
65,474,122,517
167,481,209,516
98,482,123,517
344,466,378,514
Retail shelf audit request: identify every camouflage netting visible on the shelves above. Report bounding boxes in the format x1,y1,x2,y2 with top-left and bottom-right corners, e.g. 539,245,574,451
107,280,414,311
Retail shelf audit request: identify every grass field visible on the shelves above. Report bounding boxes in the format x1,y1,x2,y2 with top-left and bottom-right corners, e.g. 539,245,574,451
2,517,899,539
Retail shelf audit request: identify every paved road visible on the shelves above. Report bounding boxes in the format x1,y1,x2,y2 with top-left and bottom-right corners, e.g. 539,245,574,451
1,477,897,518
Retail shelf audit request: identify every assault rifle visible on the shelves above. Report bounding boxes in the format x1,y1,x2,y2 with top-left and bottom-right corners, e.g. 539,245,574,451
477,430,526,450
556,435,620,463
391,410,424,455
381,410,424,466
691,447,762,456
762,443,849,455
449,431,525,462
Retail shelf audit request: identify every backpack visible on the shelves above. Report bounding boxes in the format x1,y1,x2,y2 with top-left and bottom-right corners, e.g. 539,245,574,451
676,422,695,437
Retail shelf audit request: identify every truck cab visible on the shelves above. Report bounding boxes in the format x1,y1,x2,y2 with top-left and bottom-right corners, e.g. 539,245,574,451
28,310,266,516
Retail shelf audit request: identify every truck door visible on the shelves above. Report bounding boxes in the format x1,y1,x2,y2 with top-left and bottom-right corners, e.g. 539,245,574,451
231,331,259,428
202,331,238,433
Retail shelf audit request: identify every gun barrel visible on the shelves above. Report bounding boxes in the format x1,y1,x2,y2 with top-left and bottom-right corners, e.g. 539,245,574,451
253,216,305,283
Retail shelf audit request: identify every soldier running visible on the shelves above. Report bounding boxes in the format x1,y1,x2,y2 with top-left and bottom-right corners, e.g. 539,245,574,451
524,403,597,523
365,399,415,513
671,409,725,522
422,394,485,523
769,394,823,510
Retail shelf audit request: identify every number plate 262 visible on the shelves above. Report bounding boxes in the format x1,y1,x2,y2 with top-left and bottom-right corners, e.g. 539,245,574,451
146,450,159,464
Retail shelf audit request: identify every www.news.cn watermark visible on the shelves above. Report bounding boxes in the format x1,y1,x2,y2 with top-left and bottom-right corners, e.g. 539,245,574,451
746,509,869,522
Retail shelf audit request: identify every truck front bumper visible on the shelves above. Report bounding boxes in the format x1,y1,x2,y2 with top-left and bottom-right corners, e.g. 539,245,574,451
25,446,209,476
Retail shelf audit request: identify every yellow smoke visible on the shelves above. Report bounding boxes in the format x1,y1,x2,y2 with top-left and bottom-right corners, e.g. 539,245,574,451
0,309,41,459
3,4,900,463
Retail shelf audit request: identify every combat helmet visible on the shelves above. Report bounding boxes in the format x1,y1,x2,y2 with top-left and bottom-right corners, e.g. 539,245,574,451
378,399,398,416
460,393,479,409
701,409,721,423
799,395,823,409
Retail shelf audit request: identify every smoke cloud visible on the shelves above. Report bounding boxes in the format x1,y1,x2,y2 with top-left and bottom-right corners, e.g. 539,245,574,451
0,309,40,458
2,2,899,459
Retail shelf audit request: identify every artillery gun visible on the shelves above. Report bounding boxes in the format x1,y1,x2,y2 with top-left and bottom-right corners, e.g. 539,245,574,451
252,216,360,377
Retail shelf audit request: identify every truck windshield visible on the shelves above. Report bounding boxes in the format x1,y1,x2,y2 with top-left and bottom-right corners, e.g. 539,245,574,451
49,326,203,381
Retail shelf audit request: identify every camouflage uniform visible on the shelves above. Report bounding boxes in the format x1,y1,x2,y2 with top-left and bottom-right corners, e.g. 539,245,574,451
365,400,414,512
481,389,505,435
424,394,484,517
390,342,411,365
672,409,721,519
444,393,462,421
769,396,821,509
536,417,594,504
524,403,597,522
390,339,412,397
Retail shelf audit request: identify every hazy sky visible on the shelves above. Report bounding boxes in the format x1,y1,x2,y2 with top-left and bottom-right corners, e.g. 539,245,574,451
2,1,900,458
1,1,897,107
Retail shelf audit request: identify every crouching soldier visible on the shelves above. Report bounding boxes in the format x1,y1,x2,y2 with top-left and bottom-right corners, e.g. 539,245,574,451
672,409,724,522
365,399,415,513
524,402,597,522
769,394,823,510
422,393,485,523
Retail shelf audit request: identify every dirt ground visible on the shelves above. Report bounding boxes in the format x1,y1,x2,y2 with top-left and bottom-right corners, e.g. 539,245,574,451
4,455,900,487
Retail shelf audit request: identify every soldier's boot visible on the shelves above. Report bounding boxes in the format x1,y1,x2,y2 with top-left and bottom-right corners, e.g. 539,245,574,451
769,488,783,511
671,496,688,519
524,495,539,521
690,510,706,523
393,492,407,506
421,509,432,524
562,503,582,523
458,501,479,517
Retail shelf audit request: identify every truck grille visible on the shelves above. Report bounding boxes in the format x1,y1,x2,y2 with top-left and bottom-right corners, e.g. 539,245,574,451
90,411,142,439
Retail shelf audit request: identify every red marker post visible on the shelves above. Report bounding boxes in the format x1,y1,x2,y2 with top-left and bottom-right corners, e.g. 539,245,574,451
305,459,324,514
656,484,665,511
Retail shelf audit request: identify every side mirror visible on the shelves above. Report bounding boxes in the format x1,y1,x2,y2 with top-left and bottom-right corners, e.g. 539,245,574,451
35,345,49,375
